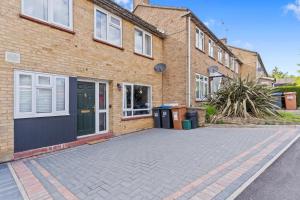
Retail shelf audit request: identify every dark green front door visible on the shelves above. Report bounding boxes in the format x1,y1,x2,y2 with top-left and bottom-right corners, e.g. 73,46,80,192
77,81,95,137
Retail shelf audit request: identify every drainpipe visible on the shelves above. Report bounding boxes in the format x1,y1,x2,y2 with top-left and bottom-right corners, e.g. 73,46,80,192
187,15,191,107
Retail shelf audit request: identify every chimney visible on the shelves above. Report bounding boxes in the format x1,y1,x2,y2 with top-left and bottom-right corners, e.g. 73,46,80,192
220,38,228,45
133,0,149,9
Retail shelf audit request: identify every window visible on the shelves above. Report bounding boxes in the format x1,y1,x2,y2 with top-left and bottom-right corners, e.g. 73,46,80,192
22,0,73,29
195,74,209,101
208,40,215,58
134,28,153,57
14,71,69,119
225,52,229,67
94,7,122,47
235,61,239,74
123,84,152,117
217,47,223,63
230,57,235,70
196,28,204,51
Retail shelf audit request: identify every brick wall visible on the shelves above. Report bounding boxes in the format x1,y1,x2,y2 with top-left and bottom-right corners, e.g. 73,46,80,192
134,6,189,105
0,0,163,162
134,6,238,107
228,47,259,80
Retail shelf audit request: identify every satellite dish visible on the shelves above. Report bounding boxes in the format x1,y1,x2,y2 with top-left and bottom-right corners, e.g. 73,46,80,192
154,63,167,73
208,66,219,74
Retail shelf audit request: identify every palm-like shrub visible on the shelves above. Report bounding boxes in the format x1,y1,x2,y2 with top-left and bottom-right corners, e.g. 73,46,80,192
210,77,278,118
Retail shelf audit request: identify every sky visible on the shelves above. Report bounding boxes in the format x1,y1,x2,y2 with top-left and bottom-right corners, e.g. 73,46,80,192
114,0,300,76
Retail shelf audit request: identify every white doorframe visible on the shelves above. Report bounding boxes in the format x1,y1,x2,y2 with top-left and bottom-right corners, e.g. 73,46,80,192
77,79,109,138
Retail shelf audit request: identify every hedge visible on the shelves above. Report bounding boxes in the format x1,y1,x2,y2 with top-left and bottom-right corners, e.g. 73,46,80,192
275,86,300,107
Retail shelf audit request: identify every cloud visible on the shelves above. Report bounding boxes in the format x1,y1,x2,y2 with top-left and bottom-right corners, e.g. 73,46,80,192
284,0,300,20
232,40,254,50
204,19,216,28
113,0,133,11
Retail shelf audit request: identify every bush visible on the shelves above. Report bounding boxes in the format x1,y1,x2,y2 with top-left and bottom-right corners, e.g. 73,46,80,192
210,77,278,118
275,86,300,107
203,104,217,122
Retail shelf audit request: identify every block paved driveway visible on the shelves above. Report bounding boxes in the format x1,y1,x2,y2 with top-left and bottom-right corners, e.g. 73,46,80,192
1,126,299,200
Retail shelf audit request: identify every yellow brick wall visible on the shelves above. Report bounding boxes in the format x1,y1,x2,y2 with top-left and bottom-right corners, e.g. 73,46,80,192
134,6,189,105
0,0,163,161
228,47,258,80
190,22,237,107
134,7,238,107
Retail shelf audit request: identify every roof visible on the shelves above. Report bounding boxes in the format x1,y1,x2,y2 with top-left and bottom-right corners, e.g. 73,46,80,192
228,45,269,76
134,4,242,64
91,0,165,38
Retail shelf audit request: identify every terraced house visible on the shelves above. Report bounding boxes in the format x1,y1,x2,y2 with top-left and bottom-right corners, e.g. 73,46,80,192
0,0,268,163
227,45,273,85
0,0,165,162
133,0,242,106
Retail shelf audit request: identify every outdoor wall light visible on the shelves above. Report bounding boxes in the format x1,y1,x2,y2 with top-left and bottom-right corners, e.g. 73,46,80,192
117,83,122,91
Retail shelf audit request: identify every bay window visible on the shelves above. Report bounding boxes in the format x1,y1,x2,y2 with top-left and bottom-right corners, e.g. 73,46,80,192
134,28,152,57
14,71,69,119
123,84,152,117
196,28,204,51
95,7,122,47
195,74,209,101
22,0,73,29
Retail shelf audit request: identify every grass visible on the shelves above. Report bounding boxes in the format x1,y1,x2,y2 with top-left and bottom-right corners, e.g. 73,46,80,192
277,111,300,122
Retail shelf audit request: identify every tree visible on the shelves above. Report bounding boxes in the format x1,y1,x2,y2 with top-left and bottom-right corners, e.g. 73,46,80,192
271,67,288,79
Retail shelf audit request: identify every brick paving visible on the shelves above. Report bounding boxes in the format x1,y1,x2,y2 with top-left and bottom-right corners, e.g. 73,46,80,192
3,127,300,200
0,164,23,200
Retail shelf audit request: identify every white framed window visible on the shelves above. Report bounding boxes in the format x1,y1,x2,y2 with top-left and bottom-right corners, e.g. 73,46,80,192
21,0,73,29
123,83,152,117
208,39,215,58
225,52,230,67
196,28,204,51
94,7,122,47
134,28,153,57
230,57,235,70
14,70,69,119
195,74,209,101
217,47,223,63
235,61,239,74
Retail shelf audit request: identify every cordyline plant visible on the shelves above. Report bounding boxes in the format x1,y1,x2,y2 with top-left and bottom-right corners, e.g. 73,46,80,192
209,77,279,119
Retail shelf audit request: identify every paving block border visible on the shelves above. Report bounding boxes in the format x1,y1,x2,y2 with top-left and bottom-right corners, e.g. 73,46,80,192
226,133,300,200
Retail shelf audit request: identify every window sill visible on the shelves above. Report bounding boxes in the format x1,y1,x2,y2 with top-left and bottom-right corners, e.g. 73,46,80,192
121,115,152,121
20,14,75,35
14,113,70,120
93,38,124,51
134,52,154,60
209,56,216,61
195,99,209,103
195,47,205,54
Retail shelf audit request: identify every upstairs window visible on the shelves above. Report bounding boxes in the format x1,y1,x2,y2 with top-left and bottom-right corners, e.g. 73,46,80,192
95,7,122,47
230,57,235,70
22,0,73,29
208,40,215,58
217,47,223,63
225,53,230,67
14,71,69,119
196,28,204,51
235,61,240,74
134,28,152,57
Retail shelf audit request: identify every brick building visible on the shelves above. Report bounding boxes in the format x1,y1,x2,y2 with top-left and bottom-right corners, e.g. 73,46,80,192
0,0,165,162
133,0,242,107
0,0,269,162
